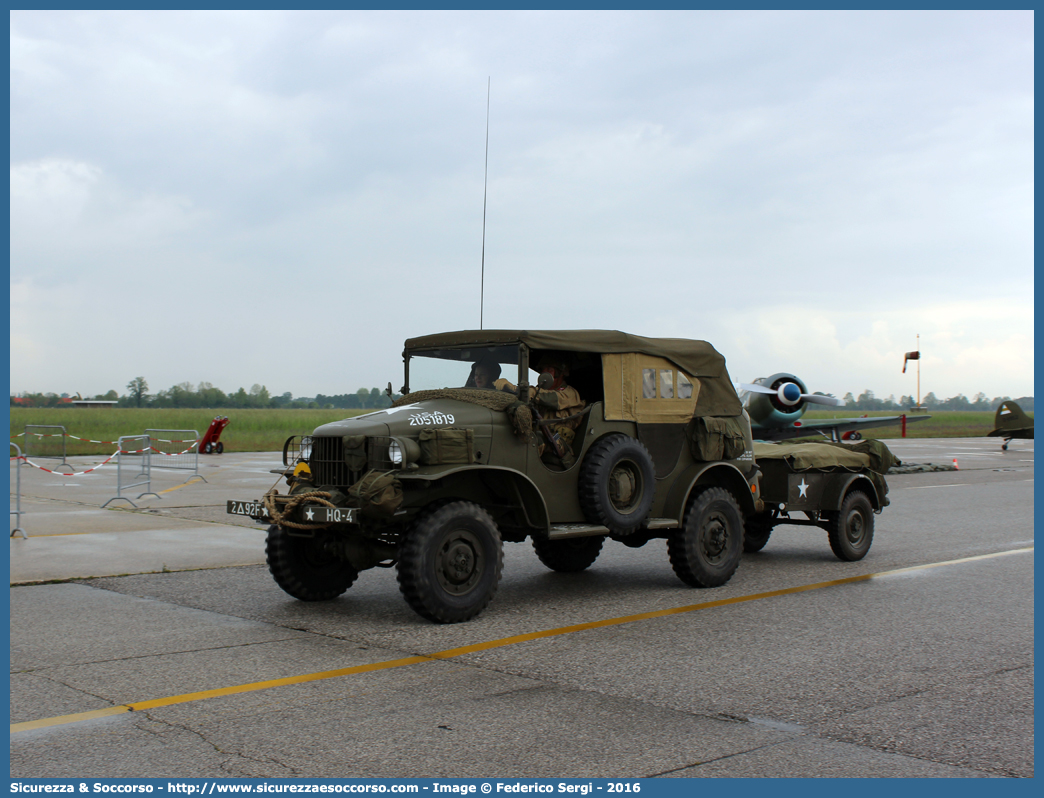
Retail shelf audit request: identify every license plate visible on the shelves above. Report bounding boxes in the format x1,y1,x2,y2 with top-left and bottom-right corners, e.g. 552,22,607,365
227,500,269,519
299,506,356,524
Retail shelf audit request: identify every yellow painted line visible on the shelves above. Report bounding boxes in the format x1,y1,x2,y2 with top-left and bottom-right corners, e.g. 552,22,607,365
12,547,1032,734
11,706,130,733
158,477,206,495
158,483,192,495
127,655,433,711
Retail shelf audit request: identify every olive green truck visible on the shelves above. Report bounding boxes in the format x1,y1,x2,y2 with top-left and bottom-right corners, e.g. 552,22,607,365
228,330,896,623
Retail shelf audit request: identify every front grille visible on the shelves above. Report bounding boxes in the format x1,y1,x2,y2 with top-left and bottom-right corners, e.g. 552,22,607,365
311,436,350,488
367,436,395,471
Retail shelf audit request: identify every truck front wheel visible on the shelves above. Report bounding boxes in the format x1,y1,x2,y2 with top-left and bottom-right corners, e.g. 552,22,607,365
826,490,874,561
266,525,359,601
397,501,504,623
668,487,743,587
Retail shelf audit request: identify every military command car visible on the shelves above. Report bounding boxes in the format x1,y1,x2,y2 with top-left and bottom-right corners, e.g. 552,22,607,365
229,330,895,623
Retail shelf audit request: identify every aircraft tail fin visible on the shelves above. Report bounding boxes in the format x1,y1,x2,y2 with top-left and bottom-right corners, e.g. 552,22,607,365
993,401,1033,432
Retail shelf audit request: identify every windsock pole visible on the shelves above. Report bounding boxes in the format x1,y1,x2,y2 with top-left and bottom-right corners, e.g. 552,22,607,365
917,334,921,407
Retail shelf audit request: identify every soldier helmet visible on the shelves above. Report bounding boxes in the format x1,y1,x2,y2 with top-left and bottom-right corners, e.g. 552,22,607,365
535,355,570,376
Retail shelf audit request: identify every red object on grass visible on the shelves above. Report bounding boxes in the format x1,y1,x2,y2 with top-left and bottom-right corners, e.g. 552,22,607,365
199,416,229,454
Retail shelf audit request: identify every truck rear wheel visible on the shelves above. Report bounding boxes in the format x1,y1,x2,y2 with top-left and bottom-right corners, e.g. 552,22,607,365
826,490,874,561
743,516,773,553
532,536,604,572
266,525,359,601
668,487,743,587
397,501,503,624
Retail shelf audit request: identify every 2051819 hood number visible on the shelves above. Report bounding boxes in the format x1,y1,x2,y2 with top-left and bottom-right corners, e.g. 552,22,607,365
408,411,454,426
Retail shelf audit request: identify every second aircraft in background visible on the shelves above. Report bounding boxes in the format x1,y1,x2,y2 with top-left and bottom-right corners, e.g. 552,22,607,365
741,373,930,442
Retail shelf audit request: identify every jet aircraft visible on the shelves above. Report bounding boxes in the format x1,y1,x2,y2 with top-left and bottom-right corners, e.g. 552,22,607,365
740,373,930,442
987,400,1034,450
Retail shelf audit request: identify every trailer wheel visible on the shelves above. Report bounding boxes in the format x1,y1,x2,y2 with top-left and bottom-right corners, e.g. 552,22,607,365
266,525,358,601
532,536,604,572
743,517,773,553
668,487,743,587
578,434,656,534
216,442,224,454
397,501,503,623
826,490,874,561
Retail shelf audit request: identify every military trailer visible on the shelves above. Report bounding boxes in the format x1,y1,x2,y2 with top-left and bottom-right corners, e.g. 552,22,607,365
228,330,895,623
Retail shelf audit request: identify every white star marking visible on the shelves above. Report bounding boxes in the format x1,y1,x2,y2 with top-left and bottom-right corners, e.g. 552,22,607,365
305,508,315,521
357,404,418,419
798,479,809,498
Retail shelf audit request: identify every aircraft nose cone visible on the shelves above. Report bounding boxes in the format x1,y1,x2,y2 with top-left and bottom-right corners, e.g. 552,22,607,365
781,383,802,404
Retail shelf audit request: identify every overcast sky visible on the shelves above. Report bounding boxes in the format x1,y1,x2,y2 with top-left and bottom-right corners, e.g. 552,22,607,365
10,10,1034,402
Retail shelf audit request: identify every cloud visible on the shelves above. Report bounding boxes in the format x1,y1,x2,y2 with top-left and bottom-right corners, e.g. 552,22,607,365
8,10,1034,401
711,300,1034,399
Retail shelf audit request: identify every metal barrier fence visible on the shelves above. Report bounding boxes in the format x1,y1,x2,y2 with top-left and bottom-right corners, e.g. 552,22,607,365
10,442,26,539
145,428,205,482
24,425,71,471
101,435,160,508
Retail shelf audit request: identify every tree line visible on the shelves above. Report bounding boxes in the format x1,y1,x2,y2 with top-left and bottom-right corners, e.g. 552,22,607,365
11,378,401,410
11,378,1032,413
839,391,1033,413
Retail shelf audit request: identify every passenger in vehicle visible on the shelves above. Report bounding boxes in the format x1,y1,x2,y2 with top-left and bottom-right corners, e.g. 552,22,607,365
495,356,585,467
535,358,586,467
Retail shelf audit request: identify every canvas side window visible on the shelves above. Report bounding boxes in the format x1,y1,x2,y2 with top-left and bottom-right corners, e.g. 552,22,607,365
642,369,656,399
601,352,700,423
678,372,693,399
659,370,674,399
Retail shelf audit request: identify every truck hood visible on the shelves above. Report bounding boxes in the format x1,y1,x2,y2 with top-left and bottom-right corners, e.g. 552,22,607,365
312,399,495,438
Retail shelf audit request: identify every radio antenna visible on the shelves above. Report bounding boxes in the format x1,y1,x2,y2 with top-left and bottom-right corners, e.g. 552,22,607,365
480,77,490,330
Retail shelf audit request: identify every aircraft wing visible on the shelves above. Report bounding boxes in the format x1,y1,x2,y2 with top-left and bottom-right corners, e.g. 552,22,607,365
753,414,931,442
986,427,1034,440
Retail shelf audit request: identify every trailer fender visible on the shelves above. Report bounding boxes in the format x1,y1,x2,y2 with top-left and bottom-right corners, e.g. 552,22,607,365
664,462,758,521
820,473,882,512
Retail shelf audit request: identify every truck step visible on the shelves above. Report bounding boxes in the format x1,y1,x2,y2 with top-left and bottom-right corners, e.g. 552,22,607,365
547,518,677,539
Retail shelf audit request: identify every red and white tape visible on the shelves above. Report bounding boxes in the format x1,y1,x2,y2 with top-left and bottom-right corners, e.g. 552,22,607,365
67,434,121,444
150,445,198,457
10,432,200,446
15,452,119,476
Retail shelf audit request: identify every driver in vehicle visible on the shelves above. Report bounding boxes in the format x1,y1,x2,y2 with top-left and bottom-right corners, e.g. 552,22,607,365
465,358,502,390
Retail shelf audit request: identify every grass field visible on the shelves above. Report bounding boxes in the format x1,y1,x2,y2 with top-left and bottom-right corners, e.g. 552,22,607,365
9,407,1019,456
9,408,371,456
800,409,1021,440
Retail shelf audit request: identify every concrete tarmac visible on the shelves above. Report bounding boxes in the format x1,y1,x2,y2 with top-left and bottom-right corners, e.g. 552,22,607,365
10,451,277,582
9,438,1034,778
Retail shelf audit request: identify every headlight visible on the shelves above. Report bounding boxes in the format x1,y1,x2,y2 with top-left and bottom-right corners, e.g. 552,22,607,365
300,436,313,461
385,436,421,468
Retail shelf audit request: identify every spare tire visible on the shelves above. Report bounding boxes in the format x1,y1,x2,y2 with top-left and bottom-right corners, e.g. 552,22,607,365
578,434,656,534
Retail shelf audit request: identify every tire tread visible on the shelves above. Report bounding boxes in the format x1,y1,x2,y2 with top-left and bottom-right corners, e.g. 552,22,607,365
667,486,743,588
266,525,358,601
532,536,605,572
397,501,503,623
577,434,656,533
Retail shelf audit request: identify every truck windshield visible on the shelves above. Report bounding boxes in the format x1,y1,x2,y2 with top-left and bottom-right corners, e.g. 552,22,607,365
407,345,523,393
